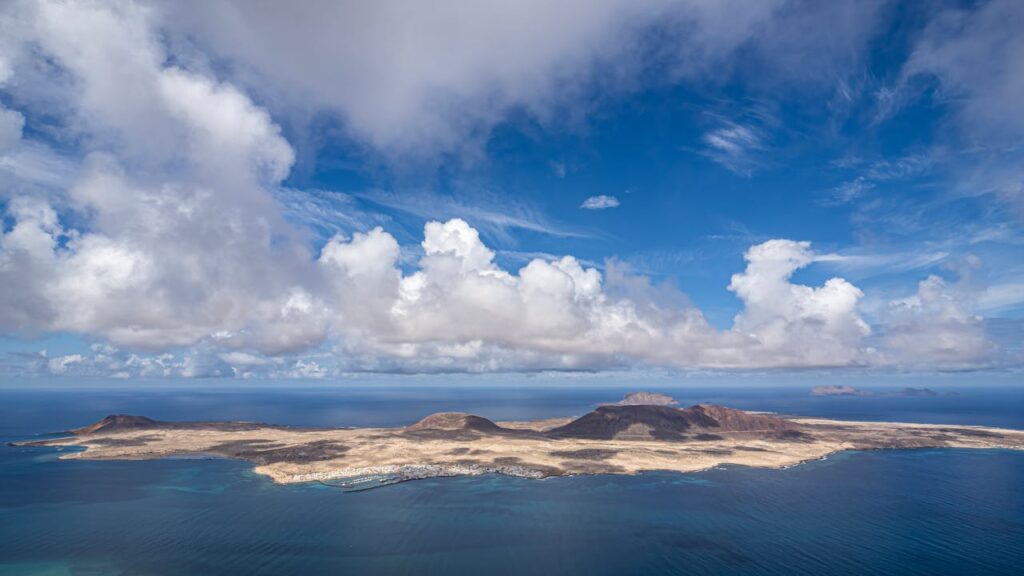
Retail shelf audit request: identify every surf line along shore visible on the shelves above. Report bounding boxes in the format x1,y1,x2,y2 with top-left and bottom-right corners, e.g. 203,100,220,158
18,394,1024,488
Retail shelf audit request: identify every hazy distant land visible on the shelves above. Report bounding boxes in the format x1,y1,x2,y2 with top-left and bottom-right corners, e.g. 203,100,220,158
18,393,1023,489
811,386,951,397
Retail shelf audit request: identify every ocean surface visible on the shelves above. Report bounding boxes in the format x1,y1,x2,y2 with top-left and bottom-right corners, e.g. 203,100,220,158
2,385,1023,575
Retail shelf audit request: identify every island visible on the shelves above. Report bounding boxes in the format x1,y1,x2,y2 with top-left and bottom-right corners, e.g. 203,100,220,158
811,385,864,396
607,391,678,406
16,393,1024,490
811,385,950,397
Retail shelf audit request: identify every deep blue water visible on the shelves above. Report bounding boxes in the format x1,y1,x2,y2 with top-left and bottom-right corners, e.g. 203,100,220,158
2,386,1023,575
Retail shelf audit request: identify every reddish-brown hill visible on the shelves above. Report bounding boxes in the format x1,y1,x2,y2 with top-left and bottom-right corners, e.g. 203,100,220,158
547,404,797,440
72,415,160,435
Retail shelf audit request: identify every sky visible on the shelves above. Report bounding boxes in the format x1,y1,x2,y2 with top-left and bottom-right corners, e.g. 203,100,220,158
0,0,1022,383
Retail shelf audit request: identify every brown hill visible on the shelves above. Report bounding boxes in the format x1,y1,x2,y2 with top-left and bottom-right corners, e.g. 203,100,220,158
693,405,795,432
70,415,274,436
547,404,797,441
407,412,502,432
72,415,160,435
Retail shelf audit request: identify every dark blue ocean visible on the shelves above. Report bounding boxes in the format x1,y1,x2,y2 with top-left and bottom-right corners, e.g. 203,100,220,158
2,385,1023,575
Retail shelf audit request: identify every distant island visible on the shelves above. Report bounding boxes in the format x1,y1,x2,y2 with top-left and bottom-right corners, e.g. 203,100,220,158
811,385,863,396
607,391,678,406
16,392,1021,490
812,386,949,397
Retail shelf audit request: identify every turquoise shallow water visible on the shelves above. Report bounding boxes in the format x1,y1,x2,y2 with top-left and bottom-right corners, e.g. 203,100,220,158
2,387,1023,575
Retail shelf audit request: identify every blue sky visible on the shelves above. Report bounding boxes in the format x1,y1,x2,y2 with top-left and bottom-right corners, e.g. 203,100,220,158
0,0,1022,382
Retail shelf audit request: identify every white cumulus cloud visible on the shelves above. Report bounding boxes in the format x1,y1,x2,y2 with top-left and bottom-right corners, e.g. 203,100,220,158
315,219,882,371
882,275,996,369
581,195,621,210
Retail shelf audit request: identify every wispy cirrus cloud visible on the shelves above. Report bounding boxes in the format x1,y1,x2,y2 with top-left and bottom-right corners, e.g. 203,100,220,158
354,188,592,244
976,282,1024,314
701,121,765,175
273,188,392,245
826,152,936,205
826,178,875,205
814,249,951,280
870,0,1024,218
